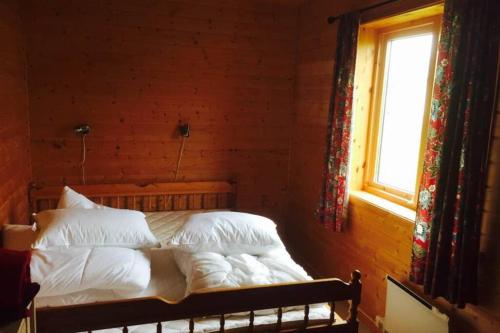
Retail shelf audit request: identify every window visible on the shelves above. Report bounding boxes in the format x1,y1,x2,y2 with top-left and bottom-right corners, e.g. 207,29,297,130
364,17,440,208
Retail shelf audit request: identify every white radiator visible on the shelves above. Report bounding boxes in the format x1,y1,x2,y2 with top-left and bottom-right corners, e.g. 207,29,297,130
383,276,449,333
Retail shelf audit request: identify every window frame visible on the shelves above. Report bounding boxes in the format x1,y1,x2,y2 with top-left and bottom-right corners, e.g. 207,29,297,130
363,16,441,209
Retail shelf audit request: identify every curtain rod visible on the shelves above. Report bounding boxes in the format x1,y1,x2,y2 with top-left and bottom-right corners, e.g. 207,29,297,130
327,0,399,24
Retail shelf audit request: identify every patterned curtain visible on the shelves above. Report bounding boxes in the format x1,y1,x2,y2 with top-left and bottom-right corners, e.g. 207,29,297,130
410,0,498,307
317,13,360,232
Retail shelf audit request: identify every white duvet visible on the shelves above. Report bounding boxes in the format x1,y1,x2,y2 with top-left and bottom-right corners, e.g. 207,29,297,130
173,248,312,296
31,247,151,297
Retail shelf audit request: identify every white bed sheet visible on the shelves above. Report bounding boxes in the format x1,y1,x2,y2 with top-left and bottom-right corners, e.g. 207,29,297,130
36,247,185,307
35,211,340,332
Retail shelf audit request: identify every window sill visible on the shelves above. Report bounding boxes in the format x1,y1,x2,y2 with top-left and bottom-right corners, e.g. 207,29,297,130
350,190,416,223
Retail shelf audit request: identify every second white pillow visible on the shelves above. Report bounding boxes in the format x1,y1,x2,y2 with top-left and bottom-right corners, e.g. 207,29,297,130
168,212,284,255
33,208,159,250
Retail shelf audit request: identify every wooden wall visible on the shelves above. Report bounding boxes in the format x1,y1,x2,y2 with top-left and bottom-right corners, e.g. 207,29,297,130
478,72,500,330
286,0,500,332
3,0,498,330
0,0,31,226
21,0,299,225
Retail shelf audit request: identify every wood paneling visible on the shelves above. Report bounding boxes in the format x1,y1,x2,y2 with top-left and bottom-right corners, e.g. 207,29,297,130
3,0,498,330
22,0,299,226
286,0,500,332
0,0,31,226
477,72,500,327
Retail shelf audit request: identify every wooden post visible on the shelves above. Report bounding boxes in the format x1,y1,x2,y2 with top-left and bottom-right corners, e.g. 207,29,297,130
348,270,362,333
229,179,238,210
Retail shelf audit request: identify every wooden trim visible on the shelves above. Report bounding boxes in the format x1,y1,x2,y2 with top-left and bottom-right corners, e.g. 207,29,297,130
363,3,443,29
350,190,416,222
29,181,236,214
361,0,443,24
36,273,362,333
363,15,441,209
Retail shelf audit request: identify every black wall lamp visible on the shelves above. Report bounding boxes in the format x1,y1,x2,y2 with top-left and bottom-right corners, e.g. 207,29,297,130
74,124,91,184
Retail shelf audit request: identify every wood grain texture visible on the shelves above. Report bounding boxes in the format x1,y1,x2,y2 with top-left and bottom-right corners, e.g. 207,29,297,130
0,0,31,226
22,0,299,227
30,181,236,213
3,0,497,330
477,65,500,329
286,0,500,332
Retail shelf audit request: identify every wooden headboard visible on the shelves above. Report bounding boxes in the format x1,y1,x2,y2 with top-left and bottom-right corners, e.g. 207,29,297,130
30,181,236,214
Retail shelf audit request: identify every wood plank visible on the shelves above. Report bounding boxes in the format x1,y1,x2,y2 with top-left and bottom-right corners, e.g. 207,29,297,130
23,0,298,228
0,0,31,227
30,181,236,213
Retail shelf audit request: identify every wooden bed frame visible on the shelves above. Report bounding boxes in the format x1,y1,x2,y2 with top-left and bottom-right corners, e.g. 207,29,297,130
29,181,362,333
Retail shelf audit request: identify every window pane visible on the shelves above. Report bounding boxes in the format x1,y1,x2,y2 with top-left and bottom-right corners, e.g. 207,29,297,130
376,33,433,193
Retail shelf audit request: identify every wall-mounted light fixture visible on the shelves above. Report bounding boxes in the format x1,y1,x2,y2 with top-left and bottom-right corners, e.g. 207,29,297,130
179,123,190,138
174,123,190,181
74,124,91,136
74,124,91,184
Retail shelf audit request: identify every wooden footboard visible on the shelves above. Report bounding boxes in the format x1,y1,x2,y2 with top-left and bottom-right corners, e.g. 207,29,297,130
36,271,362,333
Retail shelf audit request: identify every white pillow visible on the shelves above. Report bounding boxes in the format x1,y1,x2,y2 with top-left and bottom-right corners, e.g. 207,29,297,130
32,208,159,249
57,186,106,209
144,210,227,248
168,212,284,255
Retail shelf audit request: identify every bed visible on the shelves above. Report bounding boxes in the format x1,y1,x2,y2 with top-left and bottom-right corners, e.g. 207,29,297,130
27,181,362,333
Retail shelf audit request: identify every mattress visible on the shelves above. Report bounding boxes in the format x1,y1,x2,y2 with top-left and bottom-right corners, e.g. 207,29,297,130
35,211,339,332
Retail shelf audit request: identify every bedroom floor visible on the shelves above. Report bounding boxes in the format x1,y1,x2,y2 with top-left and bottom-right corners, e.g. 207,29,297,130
335,302,376,333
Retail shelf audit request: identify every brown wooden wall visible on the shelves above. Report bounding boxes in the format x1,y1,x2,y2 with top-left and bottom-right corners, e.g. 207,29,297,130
21,0,299,225
478,76,500,330
286,0,500,332
1,0,498,331
0,0,31,226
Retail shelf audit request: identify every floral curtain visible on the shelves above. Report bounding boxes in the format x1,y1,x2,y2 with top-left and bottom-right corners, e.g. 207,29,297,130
410,0,498,307
317,13,360,232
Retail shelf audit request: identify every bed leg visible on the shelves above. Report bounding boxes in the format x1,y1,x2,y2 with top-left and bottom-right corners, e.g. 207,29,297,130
249,310,255,332
189,318,195,333
348,270,362,333
219,314,225,332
